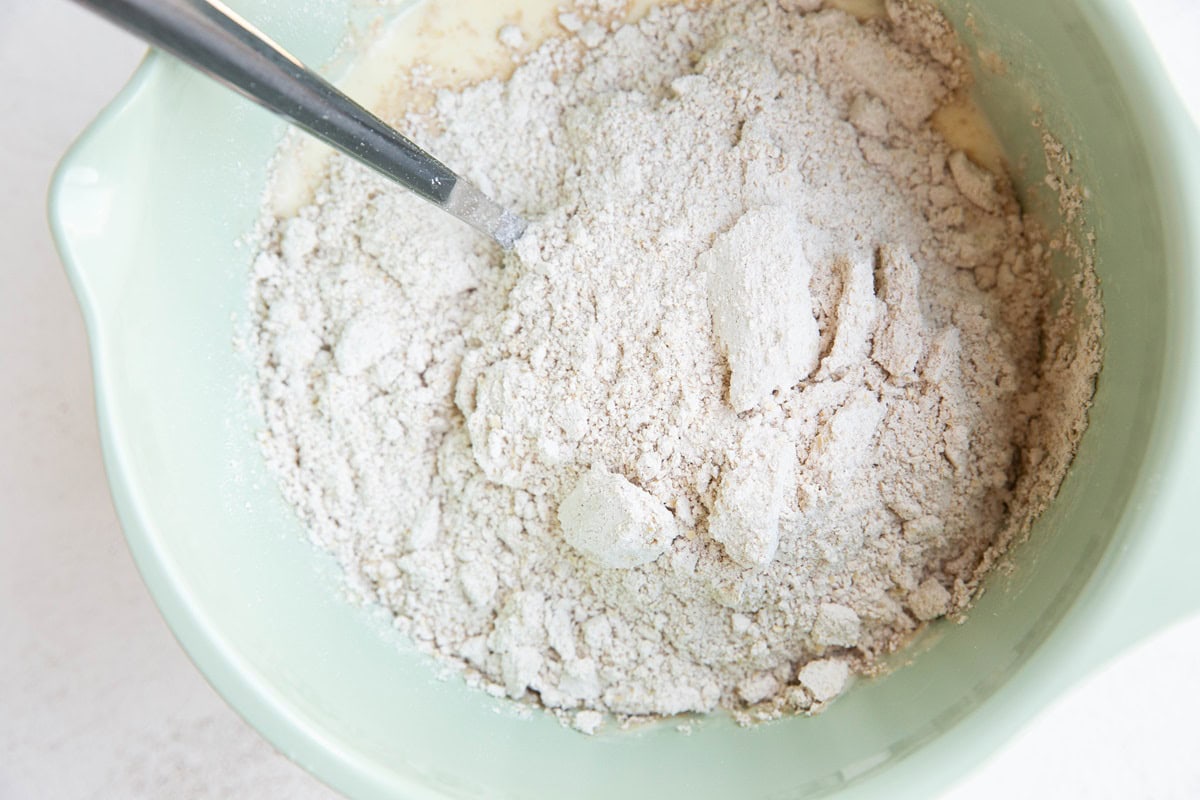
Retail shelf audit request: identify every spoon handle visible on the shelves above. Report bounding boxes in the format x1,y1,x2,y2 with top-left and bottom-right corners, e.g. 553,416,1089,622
72,0,527,248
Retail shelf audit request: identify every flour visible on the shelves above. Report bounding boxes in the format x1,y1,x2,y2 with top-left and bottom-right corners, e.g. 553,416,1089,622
702,206,821,412
558,464,680,568
250,0,1100,732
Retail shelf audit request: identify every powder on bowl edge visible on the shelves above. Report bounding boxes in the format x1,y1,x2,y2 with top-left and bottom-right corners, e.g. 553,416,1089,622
247,0,1101,733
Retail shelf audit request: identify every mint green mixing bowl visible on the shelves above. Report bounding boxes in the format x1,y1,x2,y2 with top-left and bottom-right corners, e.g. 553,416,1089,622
48,1,1200,797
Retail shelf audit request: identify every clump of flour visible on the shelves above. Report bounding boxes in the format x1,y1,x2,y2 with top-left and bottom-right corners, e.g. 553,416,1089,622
249,0,1100,731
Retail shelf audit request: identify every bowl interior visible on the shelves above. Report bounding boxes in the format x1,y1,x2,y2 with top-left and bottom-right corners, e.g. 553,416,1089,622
50,1,1176,798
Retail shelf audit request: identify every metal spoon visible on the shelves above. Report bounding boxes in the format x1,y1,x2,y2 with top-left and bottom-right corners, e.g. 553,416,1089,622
71,0,528,249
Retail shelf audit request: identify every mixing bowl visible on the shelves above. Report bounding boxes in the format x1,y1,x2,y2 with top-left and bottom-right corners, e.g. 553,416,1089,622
48,0,1200,797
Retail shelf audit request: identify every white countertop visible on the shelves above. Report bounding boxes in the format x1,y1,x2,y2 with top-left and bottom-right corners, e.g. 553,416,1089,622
1,1,1197,797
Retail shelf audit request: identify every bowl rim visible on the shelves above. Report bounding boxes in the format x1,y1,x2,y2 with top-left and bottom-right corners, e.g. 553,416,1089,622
46,1,1200,798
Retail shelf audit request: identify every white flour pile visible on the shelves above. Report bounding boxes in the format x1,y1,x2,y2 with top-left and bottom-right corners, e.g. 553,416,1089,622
249,0,1100,732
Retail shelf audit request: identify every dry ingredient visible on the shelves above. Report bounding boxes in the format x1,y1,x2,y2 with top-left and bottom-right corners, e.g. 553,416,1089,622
249,0,1100,732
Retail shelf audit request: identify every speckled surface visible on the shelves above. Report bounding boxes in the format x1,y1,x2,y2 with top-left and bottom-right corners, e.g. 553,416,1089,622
0,1,1196,798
